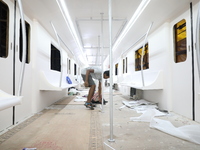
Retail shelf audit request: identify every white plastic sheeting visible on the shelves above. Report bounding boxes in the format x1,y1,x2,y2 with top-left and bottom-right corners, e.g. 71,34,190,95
74,96,86,102
130,109,166,122
0,90,22,111
126,100,200,145
150,118,200,145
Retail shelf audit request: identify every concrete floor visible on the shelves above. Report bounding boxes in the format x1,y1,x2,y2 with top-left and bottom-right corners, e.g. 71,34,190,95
0,90,200,150
100,92,200,150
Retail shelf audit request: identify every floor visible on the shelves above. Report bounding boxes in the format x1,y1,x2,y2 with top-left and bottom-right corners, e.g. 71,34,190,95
0,90,200,150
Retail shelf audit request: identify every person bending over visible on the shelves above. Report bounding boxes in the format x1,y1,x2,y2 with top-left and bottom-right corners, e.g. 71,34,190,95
81,66,109,108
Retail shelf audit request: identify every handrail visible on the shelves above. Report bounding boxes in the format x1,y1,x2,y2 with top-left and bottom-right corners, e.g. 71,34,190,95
121,33,146,57
50,21,63,87
141,22,153,87
108,0,114,142
17,0,26,96
100,13,104,111
58,34,82,68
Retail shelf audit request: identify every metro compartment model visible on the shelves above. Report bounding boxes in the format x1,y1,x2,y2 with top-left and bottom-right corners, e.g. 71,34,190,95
0,0,200,136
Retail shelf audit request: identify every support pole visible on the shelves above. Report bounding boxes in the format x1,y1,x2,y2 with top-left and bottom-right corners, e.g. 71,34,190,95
140,22,153,87
96,36,100,65
101,13,105,112
190,2,195,121
108,0,115,142
17,0,26,96
196,2,200,79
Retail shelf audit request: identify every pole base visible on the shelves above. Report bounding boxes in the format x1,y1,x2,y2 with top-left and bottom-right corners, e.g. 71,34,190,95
108,139,115,142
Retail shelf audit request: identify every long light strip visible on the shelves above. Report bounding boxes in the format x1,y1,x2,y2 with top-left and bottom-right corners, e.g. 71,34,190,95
112,0,151,51
56,0,88,65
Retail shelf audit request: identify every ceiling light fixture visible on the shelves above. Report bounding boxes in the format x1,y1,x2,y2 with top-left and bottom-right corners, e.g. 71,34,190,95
112,0,151,51
56,0,88,65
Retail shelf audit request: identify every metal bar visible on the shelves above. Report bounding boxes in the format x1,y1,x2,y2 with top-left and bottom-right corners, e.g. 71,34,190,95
17,0,26,96
58,35,73,55
121,33,146,57
75,20,84,47
112,20,127,46
50,22,63,87
87,54,107,56
96,36,100,65
196,2,200,80
84,46,109,49
141,22,153,87
58,35,81,69
108,0,115,142
13,0,17,125
190,2,195,121
101,13,104,112
76,18,126,22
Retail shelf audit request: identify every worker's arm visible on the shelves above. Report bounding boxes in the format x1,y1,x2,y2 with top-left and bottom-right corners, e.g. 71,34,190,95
84,69,94,87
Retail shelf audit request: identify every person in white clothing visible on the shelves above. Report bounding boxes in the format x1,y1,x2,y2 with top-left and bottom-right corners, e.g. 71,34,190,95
81,66,109,108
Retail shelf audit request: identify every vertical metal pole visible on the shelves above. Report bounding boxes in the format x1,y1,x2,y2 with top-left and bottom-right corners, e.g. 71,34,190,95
108,0,115,142
96,36,100,65
190,2,195,121
100,13,105,112
140,22,153,87
13,0,17,125
17,0,26,96
196,2,200,79
50,22,63,87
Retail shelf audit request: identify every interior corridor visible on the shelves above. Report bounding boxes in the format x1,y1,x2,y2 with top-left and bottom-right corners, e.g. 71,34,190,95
0,89,200,150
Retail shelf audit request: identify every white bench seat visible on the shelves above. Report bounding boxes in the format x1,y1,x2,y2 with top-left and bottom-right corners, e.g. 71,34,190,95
0,90,22,111
39,71,78,91
119,70,163,90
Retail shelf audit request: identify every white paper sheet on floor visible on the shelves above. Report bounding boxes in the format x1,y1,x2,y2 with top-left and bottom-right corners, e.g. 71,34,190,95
130,109,166,122
74,96,86,102
150,118,200,145
126,100,200,145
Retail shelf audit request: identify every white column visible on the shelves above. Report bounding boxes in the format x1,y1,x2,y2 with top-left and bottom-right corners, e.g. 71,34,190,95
108,0,115,142
101,13,105,112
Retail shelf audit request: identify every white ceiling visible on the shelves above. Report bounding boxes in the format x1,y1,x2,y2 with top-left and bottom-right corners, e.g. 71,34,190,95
21,0,199,67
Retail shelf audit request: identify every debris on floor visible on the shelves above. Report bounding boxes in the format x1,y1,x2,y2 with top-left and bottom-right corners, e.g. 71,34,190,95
121,99,200,145
74,96,86,102
130,109,167,122
68,88,80,95
120,99,158,112
150,118,200,145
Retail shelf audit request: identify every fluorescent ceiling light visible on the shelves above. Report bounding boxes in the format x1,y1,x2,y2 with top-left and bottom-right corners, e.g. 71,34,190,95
56,0,88,65
112,0,151,51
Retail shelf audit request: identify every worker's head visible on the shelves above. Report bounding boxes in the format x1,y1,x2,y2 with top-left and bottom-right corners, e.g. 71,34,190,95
103,70,110,79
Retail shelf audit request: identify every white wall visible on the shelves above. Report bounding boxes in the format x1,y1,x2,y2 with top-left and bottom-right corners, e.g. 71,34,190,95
0,0,79,132
31,20,75,113
142,22,172,111
116,3,200,123
0,0,16,131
